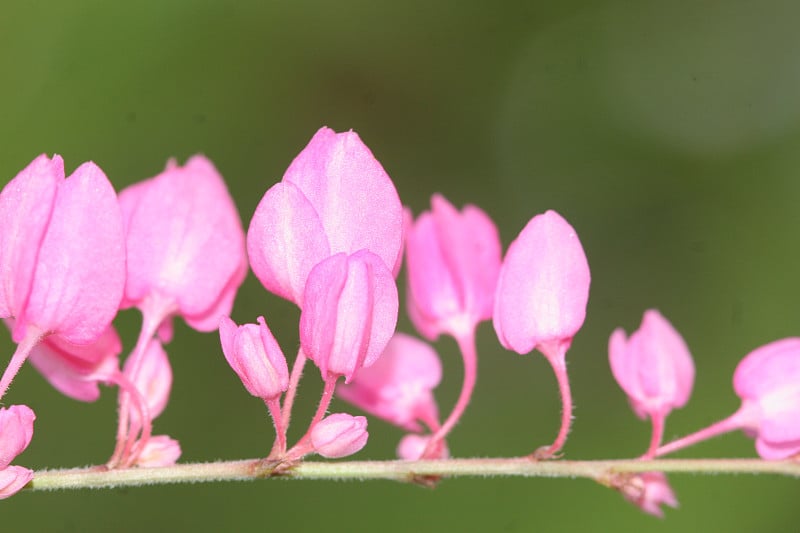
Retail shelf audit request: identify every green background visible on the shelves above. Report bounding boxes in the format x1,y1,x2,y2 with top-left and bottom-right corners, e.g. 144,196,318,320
2,1,799,531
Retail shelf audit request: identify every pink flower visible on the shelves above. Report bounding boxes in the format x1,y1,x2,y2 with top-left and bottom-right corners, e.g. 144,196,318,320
300,251,398,383
0,155,125,398
219,316,289,400
247,127,403,305
310,413,368,458
338,333,442,432
405,194,501,340
0,155,125,344
119,155,247,332
493,210,590,359
616,472,678,518
732,338,800,459
610,310,694,420
0,405,35,499
609,310,694,457
492,210,590,457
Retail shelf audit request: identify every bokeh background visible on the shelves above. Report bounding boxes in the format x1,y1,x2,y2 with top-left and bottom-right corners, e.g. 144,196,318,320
2,1,799,531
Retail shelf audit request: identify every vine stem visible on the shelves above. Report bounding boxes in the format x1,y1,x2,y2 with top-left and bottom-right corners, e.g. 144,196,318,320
27,457,800,492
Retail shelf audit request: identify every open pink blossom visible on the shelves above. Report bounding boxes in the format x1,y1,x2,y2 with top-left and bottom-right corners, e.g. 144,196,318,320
247,127,403,305
300,250,398,383
0,155,125,399
310,413,368,458
219,316,289,400
492,210,590,457
405,195,501,340
338,332,442,432
609,310,694,456
0,404,35,499
119,155,247,333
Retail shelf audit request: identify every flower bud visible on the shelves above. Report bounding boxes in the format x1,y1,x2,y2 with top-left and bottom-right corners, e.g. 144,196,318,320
219,316,289,400
311,413,368,458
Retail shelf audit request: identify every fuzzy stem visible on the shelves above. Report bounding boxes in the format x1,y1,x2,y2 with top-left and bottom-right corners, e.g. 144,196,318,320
423,329,477,457
266,398,286,458
0,326,45,400
534,346,572,458
655,412,744,458
26,457,800,492
643,412,666,459
284,375,339,460
280,348,307,432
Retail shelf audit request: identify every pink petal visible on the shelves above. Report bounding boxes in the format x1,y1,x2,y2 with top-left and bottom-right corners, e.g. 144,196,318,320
0,466,33,499
338,332,442,431
300,251,398,382
219,316,289,400
26,323,121,402
283,128,403,273
247,182,331,303
493,210,590,356
120,155,246,329
0,405,35,470
22,161,125,344
135,435,181,467
124,339,172,421
0,155,61,331
397,434,449,460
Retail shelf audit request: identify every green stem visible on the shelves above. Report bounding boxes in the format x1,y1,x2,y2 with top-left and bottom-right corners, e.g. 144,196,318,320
27,457,800,492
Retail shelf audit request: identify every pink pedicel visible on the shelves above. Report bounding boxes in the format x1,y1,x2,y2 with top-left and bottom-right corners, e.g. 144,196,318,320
732,338,800,459
0,405,35,499
300,251,398,383
0,155,125,399
247,127,403,305
493,210,590,457
310,413,369,458
219,316,289,400
609,310,694,456
405,194,501,340
119,155,247,332
134,435,182,467
615,471,678,518
337,332,442,432
397,434,449,461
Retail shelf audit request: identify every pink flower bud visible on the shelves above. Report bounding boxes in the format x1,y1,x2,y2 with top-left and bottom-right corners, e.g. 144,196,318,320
0,154,125,345
493,210,590,359
617,472,678,518
310,413,368,458
405,195,501,340
247,127,403,305
0,405,35,470
732,338,800,459
124,339,172,423
300,251,399,383
135,435,181,467
119,155,247,331
609,310,695,421
397,434,449,461
0,466,33,500
338,333,441,432
219,316,289,400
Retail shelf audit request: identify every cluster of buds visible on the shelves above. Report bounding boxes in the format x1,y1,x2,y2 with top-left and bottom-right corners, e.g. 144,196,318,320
0,127,797,517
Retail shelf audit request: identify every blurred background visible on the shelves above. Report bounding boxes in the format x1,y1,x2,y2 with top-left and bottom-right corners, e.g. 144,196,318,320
1,1,799,531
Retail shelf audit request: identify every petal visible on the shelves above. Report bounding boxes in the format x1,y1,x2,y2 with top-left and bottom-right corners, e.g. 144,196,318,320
493,210,590,355
283,127,403,272
124,339,172,421
0,405,35,470
0,466,33,499
247,182,330,304
23,162,125,344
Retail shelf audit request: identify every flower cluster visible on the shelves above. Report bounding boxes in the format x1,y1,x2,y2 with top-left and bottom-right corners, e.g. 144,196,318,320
0,127,796,515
